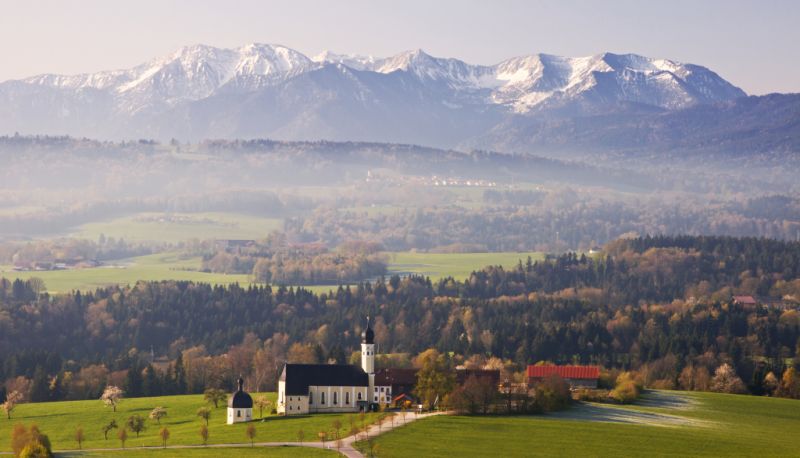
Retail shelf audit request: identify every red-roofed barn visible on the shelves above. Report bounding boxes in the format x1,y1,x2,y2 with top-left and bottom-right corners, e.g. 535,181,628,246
527,365,600,389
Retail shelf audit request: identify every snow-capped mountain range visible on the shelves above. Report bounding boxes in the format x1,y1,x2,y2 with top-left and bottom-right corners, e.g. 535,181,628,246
0,43,747,146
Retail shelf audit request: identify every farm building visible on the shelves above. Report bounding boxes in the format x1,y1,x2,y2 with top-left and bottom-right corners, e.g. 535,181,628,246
375,368,418,406
527,365,600,389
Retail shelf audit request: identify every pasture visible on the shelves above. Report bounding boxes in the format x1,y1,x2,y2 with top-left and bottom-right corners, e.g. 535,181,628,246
387,251,544,281
0,392,381,453
0,251,544,294
358,391,800,457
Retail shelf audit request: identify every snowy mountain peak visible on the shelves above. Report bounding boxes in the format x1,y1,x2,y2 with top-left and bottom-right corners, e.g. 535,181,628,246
2,43,747,138
312,50,380,71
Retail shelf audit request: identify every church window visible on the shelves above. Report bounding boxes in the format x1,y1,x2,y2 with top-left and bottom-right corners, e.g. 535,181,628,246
375,387,378,392
333,392,338,405
309,392,313,404
380,387,384,392
358,392,362,401
346,392,350,404
321,392,326,404
237,410,241,417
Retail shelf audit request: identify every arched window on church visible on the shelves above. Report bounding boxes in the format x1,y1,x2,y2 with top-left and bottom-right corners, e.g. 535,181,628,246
333,391,338,405
358,392,362,401
345,392,350,405
309,392,313,405
321,392,326,405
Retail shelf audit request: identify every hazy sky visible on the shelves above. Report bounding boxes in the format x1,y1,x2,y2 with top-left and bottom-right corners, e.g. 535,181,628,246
1,0,798,94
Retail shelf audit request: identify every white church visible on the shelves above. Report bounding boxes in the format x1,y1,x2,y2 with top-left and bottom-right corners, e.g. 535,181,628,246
277,318,381,415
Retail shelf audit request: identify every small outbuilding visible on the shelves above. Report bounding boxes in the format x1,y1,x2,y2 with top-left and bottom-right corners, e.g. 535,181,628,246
227,376,253,424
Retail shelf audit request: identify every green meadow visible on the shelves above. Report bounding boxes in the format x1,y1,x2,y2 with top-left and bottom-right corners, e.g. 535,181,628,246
69,447,334,457
1,251,544,294
358,391,800,457
0,392,381,453
0,252,251,293
387,251,544,281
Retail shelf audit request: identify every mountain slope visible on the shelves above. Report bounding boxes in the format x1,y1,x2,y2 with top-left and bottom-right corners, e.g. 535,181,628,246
0,43,777,152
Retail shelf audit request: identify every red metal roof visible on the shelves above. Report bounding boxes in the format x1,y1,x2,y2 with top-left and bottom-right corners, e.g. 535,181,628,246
733,295,757,305
526,365,600,380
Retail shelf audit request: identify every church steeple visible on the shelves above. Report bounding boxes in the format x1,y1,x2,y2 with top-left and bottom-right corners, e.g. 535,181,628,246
361,316,375,375
361,315,375,345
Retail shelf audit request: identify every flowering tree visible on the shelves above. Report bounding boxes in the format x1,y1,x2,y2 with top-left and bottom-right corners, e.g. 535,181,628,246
2,390,23,419
101,386,124,412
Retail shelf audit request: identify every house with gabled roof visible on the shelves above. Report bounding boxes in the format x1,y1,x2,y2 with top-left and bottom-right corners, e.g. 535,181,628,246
527,365,600,389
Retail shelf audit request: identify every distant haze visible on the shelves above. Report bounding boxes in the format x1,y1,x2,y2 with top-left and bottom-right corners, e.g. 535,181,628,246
0,0,798,95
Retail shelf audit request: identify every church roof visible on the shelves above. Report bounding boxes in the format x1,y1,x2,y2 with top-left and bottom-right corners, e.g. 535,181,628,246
280,364,369,395
228,376,253,408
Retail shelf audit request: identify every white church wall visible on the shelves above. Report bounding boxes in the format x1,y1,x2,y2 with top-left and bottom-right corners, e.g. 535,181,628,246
308,385,368,413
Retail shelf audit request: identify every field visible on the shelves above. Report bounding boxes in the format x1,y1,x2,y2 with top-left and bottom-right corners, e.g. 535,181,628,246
0,392,380,454
0,251,544,294
387,251,544,281
69,447,334,457
359,391,800,457
0,253,251,293
70,212,283,243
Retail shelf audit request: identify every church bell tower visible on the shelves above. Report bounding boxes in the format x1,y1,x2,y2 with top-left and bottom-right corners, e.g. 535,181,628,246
361,316,375,404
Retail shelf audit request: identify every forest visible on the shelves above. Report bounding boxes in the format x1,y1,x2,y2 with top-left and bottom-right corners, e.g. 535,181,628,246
199,237,387,285
1,236,798,402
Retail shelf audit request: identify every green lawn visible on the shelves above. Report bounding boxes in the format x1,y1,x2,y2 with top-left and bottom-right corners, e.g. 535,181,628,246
70,212,283,243
0,392,383,453
67,446,334,457
0,251,544,294
386,251,544,281
359,391,800,457
0,252,251,293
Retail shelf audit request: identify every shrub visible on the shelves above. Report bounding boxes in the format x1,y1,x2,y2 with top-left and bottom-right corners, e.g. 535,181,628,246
609,372,642,404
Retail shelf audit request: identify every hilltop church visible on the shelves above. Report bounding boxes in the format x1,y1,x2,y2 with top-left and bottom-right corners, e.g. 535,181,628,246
277,318,378,415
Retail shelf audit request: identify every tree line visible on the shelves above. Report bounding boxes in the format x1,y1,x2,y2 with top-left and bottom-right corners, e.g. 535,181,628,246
0,236,798,403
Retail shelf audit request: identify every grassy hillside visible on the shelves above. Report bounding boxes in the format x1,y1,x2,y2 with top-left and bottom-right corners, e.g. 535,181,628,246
0,252,251,293
387,251,544,281
359,391,800,457
0,251,544,294
0,392,380,453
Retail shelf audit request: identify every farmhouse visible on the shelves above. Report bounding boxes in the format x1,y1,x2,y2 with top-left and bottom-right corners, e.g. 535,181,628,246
278,318,377,415
374,368,418,406
527,365,600,389
226,376,253,424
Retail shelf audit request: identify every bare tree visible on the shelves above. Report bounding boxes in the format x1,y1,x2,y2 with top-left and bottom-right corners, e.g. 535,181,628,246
296,428,305,444
101,386,124,412
75,427,85,449
117,428,128,449
199,424,209,446
102,420,117,440
246,424,257,447
159,427,170,448
197,407,211,425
